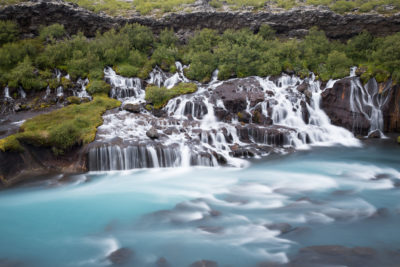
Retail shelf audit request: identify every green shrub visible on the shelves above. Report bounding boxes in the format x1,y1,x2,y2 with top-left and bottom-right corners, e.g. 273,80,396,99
258,24,276,40
115,64,140,77
210,0,223,8
86,80,111,95
39,24,66,42
7,56,47,90
145,82,198,109
0,20,19,46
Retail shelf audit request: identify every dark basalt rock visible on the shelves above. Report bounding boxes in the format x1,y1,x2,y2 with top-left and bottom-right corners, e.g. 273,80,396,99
2,0,400,41
107,248,134,265
321,78,371,135
123,103,141,113
212,77,264,114
190,260,218,267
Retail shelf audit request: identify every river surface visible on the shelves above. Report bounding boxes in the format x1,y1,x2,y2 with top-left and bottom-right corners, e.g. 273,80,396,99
0,140,400,267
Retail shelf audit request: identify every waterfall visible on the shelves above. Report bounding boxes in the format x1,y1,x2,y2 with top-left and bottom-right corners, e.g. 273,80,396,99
75,78,91,99
90,62,363,171
105,67,145,101
348,70,391,137
4,87,10,99
18,87,26,98
44,86,51,99
88,144,217,171
56,86,64,97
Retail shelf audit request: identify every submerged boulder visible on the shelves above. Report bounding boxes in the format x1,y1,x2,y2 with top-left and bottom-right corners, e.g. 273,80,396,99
107,248,134,265
190,260,218,267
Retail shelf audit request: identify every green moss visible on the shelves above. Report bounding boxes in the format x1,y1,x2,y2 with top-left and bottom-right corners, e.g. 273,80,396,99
66,96,82,105
0,95,120,155
145,82,197,109
398,136,400,144
0,135,24,153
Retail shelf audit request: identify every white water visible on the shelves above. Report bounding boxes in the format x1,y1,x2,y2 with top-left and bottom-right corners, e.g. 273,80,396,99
90,63,364,171
348,69,391,136
18,87,26,98
3,86,10,99
75,78,91,99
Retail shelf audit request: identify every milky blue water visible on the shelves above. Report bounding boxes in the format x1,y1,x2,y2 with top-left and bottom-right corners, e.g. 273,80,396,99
0,140,399,266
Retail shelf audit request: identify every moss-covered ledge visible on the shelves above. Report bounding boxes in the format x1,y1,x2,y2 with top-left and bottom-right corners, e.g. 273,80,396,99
0,94,121,155
145,82,198,109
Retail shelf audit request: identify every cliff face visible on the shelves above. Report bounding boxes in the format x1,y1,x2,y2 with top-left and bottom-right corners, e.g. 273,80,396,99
1,0,400,40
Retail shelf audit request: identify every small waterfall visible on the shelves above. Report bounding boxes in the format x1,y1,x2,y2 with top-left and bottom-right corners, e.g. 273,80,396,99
18,87,26,98
75,78,91,99
44,86,51,99
4,87,10,99
88,144,217,171
104,67,144,100
147,66,168,87
56,86,64,97
348,69,390,136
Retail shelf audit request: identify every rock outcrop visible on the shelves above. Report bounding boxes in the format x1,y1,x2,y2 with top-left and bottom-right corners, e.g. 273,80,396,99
1,0,400,40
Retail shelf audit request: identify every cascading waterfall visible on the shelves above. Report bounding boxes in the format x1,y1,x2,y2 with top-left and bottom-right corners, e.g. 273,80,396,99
89,63,366,171
105,67,144,101
18,87,26,98
348,70,391,136
75,78,91,99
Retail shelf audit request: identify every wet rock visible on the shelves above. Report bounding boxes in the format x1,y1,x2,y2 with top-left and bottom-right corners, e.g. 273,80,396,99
146,127,159,139
13,103,22,112
368,130,381,138
198,225,223,234
266,223,293,235
289,245,378,267
107,248,134,265
190,260,218,267
237,111,251,123
370,207,389,219
209,210,221,217
281,226,310,236
297,82,308,93
321,78,371,135
392,180,400,188
156,257,170,267
123,103,140,113
212,77,263,113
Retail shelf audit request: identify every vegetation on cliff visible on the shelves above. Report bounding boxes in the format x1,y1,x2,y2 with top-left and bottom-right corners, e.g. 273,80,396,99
2,0,400,15
0,95,121,154
1,21,400,92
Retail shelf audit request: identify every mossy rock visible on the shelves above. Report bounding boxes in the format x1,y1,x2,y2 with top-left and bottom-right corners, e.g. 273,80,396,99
397,136,400,144
67,96,82,105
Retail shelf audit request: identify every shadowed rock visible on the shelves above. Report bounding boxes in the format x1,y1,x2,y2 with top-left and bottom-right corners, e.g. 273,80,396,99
107,248,134,265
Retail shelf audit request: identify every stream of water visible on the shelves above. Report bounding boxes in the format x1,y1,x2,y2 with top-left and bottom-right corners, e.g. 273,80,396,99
0,140,399,266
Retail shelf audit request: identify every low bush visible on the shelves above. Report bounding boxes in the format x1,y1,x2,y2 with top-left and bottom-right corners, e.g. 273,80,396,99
86,80,111,95
145,82,198,109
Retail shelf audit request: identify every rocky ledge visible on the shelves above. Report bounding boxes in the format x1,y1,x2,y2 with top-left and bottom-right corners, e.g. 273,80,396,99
1,0,400,40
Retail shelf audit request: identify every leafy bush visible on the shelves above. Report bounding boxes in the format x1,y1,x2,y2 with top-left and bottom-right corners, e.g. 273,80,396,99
115,64,140,77
86,80,111,95
39,24,66,42
0,20,19,46
145,82,198,109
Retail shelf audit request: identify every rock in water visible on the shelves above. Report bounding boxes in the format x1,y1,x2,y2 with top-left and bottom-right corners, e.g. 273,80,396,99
146,127,159,139
123,103,140,113
156,257,170,267
368,130,381,138
190,260,218,267
107,248,134,265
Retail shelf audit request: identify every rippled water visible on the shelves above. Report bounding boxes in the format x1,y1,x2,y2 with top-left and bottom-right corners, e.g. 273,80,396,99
0,140,399,267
